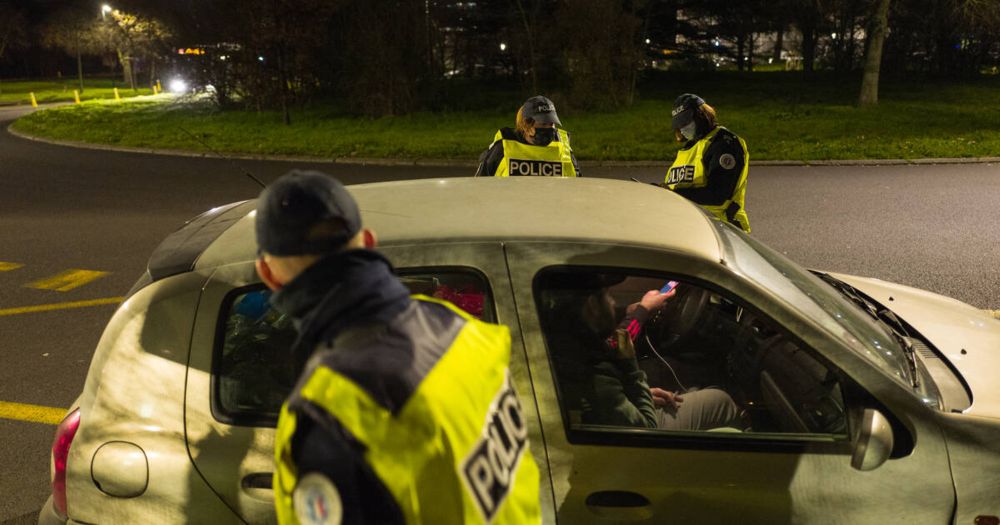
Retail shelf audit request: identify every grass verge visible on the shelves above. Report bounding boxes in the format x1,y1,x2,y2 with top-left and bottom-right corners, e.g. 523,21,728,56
10,73,1000,162
0,78,153,105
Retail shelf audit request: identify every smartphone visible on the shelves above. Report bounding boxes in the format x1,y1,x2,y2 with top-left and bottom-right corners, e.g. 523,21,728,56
659,280,680,294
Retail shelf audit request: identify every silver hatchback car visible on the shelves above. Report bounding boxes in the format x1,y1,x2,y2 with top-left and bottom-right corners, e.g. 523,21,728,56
40,178,1000,524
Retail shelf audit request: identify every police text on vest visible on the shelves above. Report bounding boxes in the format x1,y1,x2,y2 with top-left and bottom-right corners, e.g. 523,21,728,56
460,374,528,522
509,159,563,177
667,165,695,184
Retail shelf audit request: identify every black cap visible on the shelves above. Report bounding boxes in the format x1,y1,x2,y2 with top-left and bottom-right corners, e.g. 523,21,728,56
521,95,561,126
255,170,361,256
671,93,705,129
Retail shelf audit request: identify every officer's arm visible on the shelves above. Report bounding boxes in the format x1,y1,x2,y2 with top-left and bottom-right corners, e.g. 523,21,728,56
291,414,406,525
571,151,582,177
672,134,744,205
475,141,504,177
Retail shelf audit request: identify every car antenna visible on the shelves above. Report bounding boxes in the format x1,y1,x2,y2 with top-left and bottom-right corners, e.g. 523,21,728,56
174,125,267,189
159,93,267,189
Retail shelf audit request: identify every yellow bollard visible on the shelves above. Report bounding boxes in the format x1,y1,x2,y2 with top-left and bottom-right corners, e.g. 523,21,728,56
73,90,81,105
113,87,121,101
30,92,38,108
156,80,162,93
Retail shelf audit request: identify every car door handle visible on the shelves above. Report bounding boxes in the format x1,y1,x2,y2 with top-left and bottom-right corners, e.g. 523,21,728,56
241,472,273,491
585,491,653,521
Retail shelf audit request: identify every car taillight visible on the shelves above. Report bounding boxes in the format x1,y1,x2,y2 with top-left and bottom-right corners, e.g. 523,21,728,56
51,409,81,521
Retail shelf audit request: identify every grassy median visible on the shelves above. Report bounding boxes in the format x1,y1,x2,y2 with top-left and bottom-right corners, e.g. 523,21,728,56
10,73,1000,161
0,78,154,105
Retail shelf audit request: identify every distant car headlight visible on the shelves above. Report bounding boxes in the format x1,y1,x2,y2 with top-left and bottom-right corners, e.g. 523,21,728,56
169,78,189,93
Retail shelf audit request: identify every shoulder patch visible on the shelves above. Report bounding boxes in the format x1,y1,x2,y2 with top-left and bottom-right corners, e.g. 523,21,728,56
719,153,737,170
294,473,343,525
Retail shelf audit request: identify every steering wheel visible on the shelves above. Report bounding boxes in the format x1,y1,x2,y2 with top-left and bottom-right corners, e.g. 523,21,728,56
645,284,712,353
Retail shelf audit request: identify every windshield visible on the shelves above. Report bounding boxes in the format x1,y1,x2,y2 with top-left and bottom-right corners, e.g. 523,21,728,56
714,222,915,389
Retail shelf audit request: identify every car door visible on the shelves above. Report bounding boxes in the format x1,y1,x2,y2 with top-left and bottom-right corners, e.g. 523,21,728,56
505,240,955,524
184,242,554,523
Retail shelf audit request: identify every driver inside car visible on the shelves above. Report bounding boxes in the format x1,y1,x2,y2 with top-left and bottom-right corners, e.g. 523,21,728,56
541,274,743,431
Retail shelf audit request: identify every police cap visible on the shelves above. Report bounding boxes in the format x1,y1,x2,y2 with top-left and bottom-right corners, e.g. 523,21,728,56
255,170,361,256
671,93,705,129
521,95,562,126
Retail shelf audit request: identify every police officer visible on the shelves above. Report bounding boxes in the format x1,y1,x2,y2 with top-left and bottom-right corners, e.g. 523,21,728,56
255,170,541,525
664,93,750,232
476,95,581,177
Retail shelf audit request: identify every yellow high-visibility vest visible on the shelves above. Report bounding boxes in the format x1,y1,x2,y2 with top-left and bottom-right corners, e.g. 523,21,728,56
493,129,577,177
666,127,750,232
274,296,542,525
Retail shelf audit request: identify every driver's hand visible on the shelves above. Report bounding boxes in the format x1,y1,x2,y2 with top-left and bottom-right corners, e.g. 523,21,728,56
650,387,683,410
639,288,676,313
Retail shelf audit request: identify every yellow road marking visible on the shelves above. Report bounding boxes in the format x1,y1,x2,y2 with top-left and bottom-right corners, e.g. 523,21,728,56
0,262,24,271
27,269,109,292
0,296,124,317
0,401,66,425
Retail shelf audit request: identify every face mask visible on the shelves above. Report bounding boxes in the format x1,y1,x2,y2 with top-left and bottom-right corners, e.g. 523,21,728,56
680,122,697,140
533,127,557,145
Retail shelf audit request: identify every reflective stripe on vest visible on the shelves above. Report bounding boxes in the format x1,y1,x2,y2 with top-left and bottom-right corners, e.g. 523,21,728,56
494,129,576,177
274,296,542,525
665,127,751,233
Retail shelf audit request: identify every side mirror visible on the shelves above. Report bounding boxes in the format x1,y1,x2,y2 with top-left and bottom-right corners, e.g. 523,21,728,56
850,408,894,471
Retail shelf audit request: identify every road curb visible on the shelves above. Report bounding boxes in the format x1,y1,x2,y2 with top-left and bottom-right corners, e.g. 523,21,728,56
7,117,1000,169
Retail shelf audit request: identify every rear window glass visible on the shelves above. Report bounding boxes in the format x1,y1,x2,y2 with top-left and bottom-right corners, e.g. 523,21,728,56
213,269,495,426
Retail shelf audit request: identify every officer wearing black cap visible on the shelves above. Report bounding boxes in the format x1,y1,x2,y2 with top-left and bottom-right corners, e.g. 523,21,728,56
664,93,751,232
476,95,581,177
256,170,542,524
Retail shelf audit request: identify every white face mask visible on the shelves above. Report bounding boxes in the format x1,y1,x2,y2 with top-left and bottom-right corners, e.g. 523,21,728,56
680,122,697,140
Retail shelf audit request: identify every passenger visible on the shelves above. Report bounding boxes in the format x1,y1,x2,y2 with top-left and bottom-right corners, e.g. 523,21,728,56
476,95,581,177
541,276,742,431
664,93,751,233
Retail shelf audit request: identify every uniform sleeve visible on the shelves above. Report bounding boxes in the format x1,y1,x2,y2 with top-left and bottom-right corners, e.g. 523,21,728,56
589,359,658,428
291,409,406,525
672,131,744,206
475,140,504,177
563,130,582,177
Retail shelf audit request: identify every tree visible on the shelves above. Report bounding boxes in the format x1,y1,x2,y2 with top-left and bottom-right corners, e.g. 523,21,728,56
40,7,107,92
829,0,866,72
558,0,646,109
99,8,172,90
859,0,891,106
789,0,831,72
0,5,29,72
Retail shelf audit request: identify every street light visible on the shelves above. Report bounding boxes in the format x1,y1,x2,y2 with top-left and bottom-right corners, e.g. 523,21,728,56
101,4,112,19
499,42,507,51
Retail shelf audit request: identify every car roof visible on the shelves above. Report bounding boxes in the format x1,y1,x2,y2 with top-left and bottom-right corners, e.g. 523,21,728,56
196,177,723,270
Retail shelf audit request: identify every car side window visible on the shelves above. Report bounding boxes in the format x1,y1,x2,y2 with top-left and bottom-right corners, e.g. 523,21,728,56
213,268,495,425
535,269,848,439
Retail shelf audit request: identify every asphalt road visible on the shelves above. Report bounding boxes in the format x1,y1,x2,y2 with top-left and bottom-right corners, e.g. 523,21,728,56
1,104,999,522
